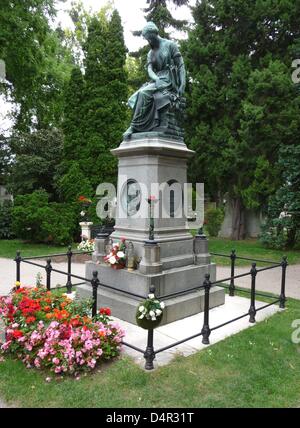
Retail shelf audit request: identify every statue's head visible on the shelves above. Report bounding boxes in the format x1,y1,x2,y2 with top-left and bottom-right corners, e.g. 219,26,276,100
142,22,159,45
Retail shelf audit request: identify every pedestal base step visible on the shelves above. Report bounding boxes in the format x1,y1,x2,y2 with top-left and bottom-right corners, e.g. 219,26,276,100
77,283,225,326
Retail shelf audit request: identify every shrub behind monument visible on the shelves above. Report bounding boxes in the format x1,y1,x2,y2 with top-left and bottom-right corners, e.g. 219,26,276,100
206,208,225,237
0,200,14,239
12,190,77,245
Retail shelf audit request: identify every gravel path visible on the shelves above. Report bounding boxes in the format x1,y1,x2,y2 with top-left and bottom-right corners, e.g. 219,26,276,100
217,264,300,300
0,257,86,296
1,256,299,299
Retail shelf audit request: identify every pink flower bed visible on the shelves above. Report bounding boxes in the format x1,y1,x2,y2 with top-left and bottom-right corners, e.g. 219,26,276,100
0,286,125,375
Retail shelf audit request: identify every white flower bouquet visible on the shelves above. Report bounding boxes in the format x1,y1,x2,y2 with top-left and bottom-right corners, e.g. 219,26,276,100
136,293,165,329
77,238,95,252
104,239,126,269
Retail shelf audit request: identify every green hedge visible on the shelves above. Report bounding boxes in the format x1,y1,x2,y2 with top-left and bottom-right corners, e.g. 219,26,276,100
12,190,78,245
205,208,225,237
0,200,14,239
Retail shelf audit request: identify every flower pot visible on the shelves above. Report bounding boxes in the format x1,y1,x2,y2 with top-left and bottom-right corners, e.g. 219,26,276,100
135,311,163,330
111,263,125,270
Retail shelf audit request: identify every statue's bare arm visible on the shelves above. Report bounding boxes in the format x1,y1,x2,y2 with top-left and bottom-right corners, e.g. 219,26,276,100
147,64,165,89
174,54,186,96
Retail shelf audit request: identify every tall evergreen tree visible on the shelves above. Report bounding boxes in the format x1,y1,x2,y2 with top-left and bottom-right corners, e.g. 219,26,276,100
103,10,128,180
144,0,189,36
63,9,128,192
0,136,11,185
62,66,85,163
183,0,300,239
57,65,92,202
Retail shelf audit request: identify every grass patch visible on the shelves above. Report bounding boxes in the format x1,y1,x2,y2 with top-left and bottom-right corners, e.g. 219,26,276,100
0,240,77,259
206,236,300,266
0,298,300,408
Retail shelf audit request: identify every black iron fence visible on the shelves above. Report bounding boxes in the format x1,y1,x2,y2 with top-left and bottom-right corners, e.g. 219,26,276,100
13,248,288,370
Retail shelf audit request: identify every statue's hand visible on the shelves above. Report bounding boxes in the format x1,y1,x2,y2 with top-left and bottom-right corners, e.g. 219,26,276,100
155,78,164,89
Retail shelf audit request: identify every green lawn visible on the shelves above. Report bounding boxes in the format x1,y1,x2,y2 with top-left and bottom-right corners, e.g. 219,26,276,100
0,297,300,408
207,237,300,266
0,240,77,259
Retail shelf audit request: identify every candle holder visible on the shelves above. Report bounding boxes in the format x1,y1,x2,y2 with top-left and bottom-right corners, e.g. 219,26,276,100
126,241,135,272
147,196,158,241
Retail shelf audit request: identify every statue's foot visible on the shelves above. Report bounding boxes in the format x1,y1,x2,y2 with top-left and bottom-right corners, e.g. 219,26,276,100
123,127,133,141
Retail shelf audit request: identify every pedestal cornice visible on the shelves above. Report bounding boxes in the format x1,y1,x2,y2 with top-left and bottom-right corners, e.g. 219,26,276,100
111,137,195,159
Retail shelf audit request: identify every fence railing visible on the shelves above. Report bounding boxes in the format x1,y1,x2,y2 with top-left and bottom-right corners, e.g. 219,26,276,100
13,248,288,370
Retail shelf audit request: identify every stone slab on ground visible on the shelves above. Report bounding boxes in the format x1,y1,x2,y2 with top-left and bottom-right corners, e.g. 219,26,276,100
116,295,281,369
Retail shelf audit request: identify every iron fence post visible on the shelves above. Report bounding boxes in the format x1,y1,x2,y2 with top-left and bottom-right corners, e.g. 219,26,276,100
66,245,73,294
15,251,21,285
279,256,288,309
91,271,100,317
249,263,257,323
229,249,236,297
45,259,52,291
144,285,156,370
201,273,211,345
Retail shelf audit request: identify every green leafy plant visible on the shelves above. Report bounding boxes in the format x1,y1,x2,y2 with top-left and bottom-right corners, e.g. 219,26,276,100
12,190,77,245
0,200,14,239
205,208,225,237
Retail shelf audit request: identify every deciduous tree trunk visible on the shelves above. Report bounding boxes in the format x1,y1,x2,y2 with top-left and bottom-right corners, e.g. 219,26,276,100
231,198,246,240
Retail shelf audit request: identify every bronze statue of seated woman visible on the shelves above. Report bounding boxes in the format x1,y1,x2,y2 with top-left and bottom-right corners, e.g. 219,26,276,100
124,22,186,141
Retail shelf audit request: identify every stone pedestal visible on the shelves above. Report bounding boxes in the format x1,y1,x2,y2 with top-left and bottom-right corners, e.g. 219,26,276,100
139,241,163,275
78,136,225,325
110,137,195,270
79,260,224,326
79,222,93,240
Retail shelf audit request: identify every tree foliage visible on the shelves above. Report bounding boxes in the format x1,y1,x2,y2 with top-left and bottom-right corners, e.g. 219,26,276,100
144,0,189,36
62,66,85,164
79,9,128,189
7,129,63,199
0,200,14,239
0,0,73,130
0,135,11,184
12,190,77,245
260,144,300,249
183,0,300,239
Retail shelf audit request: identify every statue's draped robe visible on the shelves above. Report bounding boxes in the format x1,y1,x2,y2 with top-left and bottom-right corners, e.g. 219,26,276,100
128,40,182,133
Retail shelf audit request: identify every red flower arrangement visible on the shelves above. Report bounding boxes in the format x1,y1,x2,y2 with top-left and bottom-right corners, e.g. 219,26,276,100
99,307,111,316
104,239,126,269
